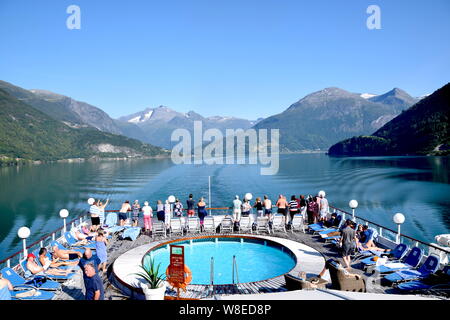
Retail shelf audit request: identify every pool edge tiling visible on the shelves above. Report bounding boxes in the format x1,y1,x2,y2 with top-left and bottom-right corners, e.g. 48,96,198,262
111,234,329,299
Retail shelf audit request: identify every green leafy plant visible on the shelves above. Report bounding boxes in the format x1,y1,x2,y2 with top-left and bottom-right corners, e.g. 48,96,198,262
134,255,166,289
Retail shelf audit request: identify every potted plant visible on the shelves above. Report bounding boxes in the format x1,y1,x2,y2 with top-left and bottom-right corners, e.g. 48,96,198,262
134,255,166,300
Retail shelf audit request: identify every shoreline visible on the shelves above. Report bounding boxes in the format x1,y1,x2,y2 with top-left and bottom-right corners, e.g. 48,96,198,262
0,154,171,168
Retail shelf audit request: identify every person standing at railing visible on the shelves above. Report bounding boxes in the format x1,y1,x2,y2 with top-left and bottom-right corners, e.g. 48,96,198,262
89,200,101,232
263,195,272,219
232,195,242,223
156,200,165,222
186,194,195,217
142,201,153,234
307,195,319,224
174,199,184,217
97,199,109,226
132,200,141,227
197,198,208,227
119,200,131,227
288,195,299,226
318,192,329,222
299,195,307,222
164,200,172,230
276,195,288,224
253,197,264,217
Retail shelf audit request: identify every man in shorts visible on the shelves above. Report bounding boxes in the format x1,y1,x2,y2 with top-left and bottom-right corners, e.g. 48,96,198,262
340,219,357,268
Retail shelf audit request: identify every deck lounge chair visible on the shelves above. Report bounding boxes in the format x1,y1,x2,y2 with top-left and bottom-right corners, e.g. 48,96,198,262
396,265,450,292
51,240,84,255
327,260,366,292
384,254,441,284
104,212,118,227
255,217,271,235
19,259,76,282
122,226,141,241
169,218,184,236
220,217,234,233
187,217,201,234
10,288,55,300
291,214,305,233
203,216,216,233
64,231,96,249
152,221,166,238
372,247,423,274
271,215,286,233
359,243,409,269
238,216,252,234
1,267,61,291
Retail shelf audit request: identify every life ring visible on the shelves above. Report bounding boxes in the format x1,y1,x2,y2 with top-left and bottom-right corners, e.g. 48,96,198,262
166,265,192,291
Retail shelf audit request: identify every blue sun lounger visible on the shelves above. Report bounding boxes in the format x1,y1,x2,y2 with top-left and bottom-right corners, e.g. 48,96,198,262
1,267,61,291
122,226,141,241
396,265,450,292
360,243,409,268
50,240,84,255
19,259,76,282
64,232,96,250
373,247,423,274
384,255,441,284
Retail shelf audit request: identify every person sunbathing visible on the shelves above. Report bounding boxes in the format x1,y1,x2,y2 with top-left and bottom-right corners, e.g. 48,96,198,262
51,245,82,261
356,226,391,252
38,248,78,268
26,253,70,276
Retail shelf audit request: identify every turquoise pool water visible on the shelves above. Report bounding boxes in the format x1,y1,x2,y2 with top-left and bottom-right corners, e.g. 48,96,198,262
148,237,296,285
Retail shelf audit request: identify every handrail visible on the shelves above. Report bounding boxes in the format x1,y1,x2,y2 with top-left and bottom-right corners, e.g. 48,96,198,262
329,205,450,254
2,203,449,265
210,256,214,286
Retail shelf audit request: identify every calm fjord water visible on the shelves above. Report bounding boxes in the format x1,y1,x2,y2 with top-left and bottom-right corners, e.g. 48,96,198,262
0,154,449,259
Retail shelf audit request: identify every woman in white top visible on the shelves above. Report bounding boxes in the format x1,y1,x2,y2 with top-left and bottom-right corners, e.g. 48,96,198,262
142,201,153,233
164,200,172,229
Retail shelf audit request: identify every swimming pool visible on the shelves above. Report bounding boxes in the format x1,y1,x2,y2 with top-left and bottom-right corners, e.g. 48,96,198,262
146,237,297,285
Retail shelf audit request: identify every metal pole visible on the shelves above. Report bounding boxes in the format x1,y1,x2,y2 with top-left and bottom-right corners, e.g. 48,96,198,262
22,238,28,257
232,255,235,284
63,218,67,233
208,176,212,216
352,209,355,221
396,224,401,244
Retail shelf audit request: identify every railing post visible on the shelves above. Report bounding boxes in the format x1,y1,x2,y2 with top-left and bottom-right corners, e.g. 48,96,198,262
396,224,401,244
52,233,55,241
378,227,382,237
415,241,419,247
6,259,10,268
40,240,44,248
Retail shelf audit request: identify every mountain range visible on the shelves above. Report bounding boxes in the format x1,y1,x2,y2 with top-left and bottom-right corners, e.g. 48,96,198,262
0,79,429,161
117,106,262,149
328,83,450,156
253,87,419,151
0,81,169,163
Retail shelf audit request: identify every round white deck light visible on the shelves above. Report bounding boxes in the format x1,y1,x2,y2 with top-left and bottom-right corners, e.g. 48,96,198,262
59,209,69,218
393,213,405,224
349,200,358,222
245,193,253,201
59,209,69,233
18,226,31,239
349,200,358,209
168,195,176,203
18,226,31,257
393,213,405,244
87,198,95,205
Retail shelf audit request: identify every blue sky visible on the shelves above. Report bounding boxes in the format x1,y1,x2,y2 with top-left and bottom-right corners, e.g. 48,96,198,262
0,0,449,119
